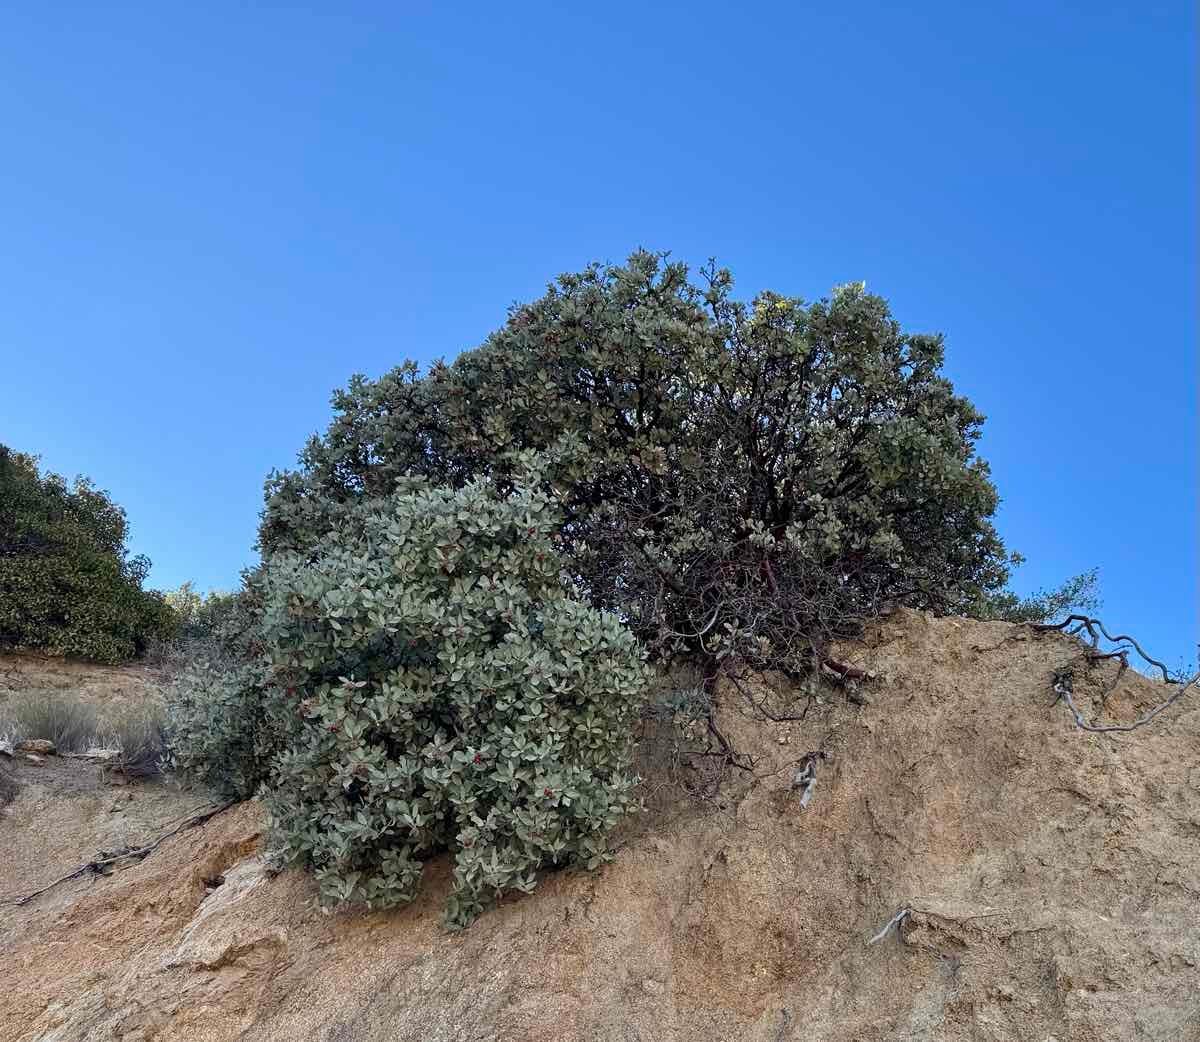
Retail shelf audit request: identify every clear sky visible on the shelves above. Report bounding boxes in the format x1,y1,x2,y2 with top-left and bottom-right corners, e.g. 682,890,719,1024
1,3,1195,666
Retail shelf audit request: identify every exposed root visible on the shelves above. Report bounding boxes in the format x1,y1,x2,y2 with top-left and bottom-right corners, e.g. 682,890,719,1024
7,801,237,907
791,752,825,809
1051,667,1198,735
1031,614,1196,734
1033,614,1175,682
867,907,909,945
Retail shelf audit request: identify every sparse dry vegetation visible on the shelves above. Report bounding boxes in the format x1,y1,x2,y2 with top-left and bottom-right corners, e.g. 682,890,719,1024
1,689,100,752
100,702,168,779
0,680,166,776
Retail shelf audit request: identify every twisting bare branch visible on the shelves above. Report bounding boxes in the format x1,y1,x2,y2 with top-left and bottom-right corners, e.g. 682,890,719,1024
1051,668,1198,735
1033,614,1175,682
1032,613,1195,734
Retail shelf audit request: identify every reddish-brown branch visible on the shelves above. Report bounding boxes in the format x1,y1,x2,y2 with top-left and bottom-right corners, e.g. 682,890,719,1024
822,657,869,680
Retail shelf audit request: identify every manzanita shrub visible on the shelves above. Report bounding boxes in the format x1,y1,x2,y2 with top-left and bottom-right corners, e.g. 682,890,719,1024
259,252,1022,676
255,477,649,928
168,249,1101,928
167,658,278,798
164,580,282,798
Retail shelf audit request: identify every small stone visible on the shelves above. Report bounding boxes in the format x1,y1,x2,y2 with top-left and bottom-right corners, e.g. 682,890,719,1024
16,739,56,755
641,979,664,995
22,753,45,764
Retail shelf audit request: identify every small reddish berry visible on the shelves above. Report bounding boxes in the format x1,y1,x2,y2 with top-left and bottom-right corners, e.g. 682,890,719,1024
327,724,340,733
543,787,553,797
472,753,483,765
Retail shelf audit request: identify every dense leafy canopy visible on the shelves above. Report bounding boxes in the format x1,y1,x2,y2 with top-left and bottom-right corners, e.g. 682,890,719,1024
262,251,1011,673
0,446,176,663
170,478,648,927
263,478,647,927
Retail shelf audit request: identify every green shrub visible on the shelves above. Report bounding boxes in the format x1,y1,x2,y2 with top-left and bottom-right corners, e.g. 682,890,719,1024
176,251,1025,926
163,582,239,646
254,476,648,928
164,576,279,797
260,252,1010,677
0,446,178,664
165,656,278,798
978,566,1101,625
148,582,242,671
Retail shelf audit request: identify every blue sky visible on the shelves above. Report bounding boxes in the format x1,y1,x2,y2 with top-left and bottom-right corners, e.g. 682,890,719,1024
1,3,1195,665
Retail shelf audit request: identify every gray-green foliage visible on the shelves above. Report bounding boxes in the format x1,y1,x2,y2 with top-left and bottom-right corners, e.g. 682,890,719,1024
166,657,277,798
178,477,649,928
165,578,281,798
979,567,1101,625
163,582,239,646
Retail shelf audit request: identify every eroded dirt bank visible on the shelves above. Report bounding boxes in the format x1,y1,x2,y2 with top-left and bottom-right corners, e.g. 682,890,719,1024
2,611,1197,1041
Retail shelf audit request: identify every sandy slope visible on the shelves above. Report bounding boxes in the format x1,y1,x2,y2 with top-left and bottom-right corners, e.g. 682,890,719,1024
1,610,1197,1042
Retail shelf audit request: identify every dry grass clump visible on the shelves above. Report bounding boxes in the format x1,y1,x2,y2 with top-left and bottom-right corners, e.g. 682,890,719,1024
98,704,167,779
1,689,99,751
0,689,166,778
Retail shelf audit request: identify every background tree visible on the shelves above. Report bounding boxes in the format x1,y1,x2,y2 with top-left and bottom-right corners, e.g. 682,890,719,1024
0,445,176,664
979,565,1101,625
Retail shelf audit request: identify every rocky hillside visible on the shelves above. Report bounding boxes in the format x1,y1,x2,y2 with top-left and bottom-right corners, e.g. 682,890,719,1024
1,611,1197,1042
